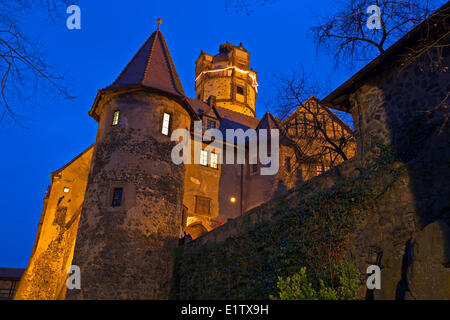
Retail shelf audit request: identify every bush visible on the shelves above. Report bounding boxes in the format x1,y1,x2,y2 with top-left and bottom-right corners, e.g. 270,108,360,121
270,262,361,300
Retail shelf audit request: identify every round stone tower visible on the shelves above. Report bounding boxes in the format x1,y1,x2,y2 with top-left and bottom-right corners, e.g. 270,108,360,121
66,27,196,299
195,42,258,117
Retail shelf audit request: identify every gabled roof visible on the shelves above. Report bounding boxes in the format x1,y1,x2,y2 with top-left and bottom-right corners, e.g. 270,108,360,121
257,112,281,131
104,30,185,97
283,96,354,134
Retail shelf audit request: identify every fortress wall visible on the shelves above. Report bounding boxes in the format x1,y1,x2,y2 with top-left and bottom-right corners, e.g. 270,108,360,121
14,146,93,300
174,44,450,299
174,148,449,299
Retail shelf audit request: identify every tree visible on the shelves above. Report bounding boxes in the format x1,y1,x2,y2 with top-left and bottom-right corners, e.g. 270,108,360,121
270,69,356,178
0,0,75,125
310,0,440,69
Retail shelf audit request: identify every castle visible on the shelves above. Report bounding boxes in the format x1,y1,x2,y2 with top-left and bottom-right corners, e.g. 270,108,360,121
14,22,354,299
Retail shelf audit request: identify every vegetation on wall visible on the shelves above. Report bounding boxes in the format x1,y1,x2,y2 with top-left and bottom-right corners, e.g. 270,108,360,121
269,262,361,300
173,144,405,299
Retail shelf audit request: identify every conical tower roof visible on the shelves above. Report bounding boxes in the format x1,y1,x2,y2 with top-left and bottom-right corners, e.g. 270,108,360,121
105,29,185,97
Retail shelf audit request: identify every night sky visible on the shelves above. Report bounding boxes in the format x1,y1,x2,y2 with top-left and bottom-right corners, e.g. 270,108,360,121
0,0,442,268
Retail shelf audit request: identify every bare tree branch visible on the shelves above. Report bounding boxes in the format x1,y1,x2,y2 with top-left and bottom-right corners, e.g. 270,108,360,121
310,0,439,69
269,69,356,179
0,0,76,125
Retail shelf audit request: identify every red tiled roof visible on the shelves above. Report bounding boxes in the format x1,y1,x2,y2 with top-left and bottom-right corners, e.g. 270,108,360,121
105,30,185,97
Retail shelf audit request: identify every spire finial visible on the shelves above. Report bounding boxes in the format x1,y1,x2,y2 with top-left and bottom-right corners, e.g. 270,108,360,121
157,18,162,30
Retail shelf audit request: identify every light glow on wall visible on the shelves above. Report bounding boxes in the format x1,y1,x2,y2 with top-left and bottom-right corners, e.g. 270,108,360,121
196,66,259,93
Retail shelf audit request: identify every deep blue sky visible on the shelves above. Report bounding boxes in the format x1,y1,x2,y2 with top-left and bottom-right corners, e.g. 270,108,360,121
0,0,437,268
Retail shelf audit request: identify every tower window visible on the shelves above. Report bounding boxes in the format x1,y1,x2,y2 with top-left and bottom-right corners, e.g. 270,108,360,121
112,188,123,207
236,86,244,95
210,152,218,169
200,150,208,166
112,110,120,126
162,112,171,135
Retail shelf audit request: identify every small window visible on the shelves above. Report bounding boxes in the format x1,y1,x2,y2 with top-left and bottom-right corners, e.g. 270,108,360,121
206,119,216,130
285,157,291,172
236,86,244,95
316,165,323,176
200,150,208,166
63,187,70,193
162,112,171,136
210,153,218,169
195,196,211,215
112,188,123,207
112,110,120,126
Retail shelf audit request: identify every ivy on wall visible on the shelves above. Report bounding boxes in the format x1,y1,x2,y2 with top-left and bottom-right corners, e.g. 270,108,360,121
172,145,405,300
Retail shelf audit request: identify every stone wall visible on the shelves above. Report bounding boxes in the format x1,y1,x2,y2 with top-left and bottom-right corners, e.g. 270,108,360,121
67,90,191,299
15,146,93,300
173,143,449,299
173,38,450,299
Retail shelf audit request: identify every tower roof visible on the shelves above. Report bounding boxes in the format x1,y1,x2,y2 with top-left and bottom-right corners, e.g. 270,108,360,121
104,29,185,97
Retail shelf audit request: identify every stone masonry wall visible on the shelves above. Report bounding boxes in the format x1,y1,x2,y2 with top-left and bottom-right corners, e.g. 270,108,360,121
173,37,450,299
67,90,191,299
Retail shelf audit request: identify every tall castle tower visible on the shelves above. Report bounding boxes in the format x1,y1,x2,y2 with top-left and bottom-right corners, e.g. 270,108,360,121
195,42,258,117
66,24,196,299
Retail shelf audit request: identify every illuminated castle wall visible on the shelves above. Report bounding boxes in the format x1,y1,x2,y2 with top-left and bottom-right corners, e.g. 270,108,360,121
14,27,354,300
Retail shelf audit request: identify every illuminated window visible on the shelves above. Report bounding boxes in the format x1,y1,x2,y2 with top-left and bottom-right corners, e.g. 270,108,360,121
195,196,210,215
210,152,218,169
316,165,323,176
112,188,123,207
63,187,70,193
236,86,244,95
200,150,208,166
162,112,171,135
112,110,120,126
